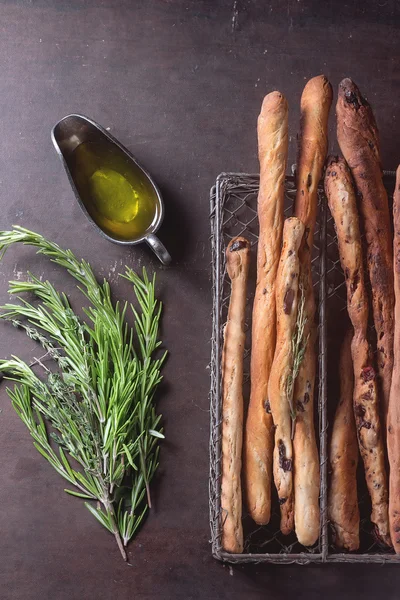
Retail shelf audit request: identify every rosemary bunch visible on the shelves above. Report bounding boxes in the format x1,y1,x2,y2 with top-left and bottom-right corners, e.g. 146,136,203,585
0,226,166,561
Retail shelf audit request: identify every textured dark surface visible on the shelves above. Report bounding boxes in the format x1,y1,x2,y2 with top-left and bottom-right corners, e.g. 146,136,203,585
0,1,399,598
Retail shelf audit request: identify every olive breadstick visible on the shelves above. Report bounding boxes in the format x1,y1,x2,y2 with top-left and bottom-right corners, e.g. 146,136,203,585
388,165,400,552
293,75,332,546
336,78,394,429
244,92,288,525
328,328,360,551
268,217,305,534
325,156,390,546
221,236,251,553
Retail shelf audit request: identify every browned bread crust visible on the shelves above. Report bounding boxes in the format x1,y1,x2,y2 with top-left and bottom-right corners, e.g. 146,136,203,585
268,217,305,535
328,328,360,551
293,75,332,546
336,78,394,428
388,166,400,552
294,74,333,247
221,236,251,553
325,156,390,546
244,92,288,525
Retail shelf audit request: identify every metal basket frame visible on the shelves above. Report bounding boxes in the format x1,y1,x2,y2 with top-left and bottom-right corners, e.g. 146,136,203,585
209,171,400,565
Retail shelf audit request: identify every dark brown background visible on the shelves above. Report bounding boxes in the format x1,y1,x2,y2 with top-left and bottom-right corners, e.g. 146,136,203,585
0,1,399,598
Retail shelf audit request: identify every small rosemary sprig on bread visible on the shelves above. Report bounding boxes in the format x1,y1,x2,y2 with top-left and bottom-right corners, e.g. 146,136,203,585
285,277,309,438
0,226,166,561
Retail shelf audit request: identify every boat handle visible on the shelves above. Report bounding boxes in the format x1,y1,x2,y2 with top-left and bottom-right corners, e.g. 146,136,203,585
145,234,172,266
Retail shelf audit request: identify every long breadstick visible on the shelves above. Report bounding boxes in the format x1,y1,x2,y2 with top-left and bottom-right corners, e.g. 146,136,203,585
244,91,288,525
221,236,250,553
388,166,400,552
325,156,390,546
328,328,360,551
268,217,305,534
336,78,394,429
295,75,333,245
293,75,332,546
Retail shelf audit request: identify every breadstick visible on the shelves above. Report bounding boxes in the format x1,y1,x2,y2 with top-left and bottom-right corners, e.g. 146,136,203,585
268,217,305,534
293,75,332,546
221,236,250,553
295,75,333,246
244,91,288,525
336,78,394,429
328,328,359,551
325,156,390,546
388,165,400,552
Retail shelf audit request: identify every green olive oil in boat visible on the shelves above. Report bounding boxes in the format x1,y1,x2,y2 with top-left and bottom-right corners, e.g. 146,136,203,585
69,140,158,241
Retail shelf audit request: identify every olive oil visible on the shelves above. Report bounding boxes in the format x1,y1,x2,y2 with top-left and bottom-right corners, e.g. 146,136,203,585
69,140,158,241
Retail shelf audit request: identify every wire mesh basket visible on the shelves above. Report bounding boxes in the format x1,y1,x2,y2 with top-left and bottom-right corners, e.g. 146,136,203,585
209,170,400,564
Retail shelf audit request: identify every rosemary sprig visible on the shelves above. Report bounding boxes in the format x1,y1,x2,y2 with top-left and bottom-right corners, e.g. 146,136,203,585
285,277,310,438
0,226,166,561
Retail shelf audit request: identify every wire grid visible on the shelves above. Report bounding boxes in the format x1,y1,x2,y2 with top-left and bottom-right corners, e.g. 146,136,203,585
209,171,400,565
209,172,326,565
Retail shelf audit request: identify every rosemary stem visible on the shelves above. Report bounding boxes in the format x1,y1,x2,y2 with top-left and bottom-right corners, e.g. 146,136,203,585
139,439,152,508
145,482,152,509
103,497,127,562
114,528,128,562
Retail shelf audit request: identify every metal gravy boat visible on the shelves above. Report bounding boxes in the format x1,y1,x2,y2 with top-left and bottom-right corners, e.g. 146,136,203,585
51,114,171,265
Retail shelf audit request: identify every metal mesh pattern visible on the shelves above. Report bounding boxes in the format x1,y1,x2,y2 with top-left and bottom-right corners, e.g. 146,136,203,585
209,171,400,564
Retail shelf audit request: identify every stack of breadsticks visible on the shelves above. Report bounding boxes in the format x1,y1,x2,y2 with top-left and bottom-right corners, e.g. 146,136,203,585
326,78,398,551
220,75,400,556
221,75,332,552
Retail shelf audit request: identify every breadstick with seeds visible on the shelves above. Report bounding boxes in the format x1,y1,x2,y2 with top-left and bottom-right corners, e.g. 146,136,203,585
221,236,251,553
336,78,394,429
244,91,288,525
268,217,305,534
328,328,360,552
293,75,332,546
325,156,390,546
388,165,400,552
